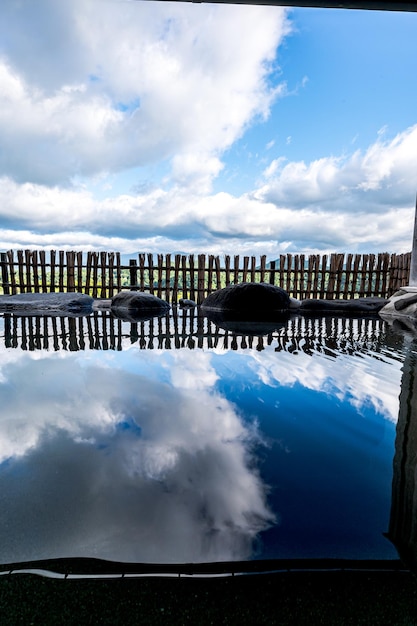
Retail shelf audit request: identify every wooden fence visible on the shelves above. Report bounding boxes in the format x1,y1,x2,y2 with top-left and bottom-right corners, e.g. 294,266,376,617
0,249,411,302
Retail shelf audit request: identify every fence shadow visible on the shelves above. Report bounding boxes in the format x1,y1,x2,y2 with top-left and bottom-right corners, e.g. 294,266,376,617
0,307,399,357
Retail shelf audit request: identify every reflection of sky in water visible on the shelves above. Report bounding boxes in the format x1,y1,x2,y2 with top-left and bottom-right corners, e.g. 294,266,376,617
0,337,405,564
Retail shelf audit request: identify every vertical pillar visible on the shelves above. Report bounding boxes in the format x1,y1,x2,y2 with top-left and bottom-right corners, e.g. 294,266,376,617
409,194,417,287
387,335,417,570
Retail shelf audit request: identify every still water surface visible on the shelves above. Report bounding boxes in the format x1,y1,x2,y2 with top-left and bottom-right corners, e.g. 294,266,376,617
0,312,414,569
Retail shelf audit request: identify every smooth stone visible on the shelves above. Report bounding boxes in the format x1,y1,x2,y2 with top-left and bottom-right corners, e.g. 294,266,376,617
178,298,197,308
379,287,417,321
201,282,290,316
299,297,388,315
289,297,301,309
394,293,417,311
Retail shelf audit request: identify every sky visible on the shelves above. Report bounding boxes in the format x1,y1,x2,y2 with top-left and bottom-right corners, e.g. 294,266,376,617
0,0,417,258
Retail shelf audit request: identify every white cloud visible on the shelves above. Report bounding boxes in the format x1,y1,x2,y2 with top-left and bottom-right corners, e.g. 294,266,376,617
0,2,415,256
0,0,290,187
0,150,413,256
257,124,417,211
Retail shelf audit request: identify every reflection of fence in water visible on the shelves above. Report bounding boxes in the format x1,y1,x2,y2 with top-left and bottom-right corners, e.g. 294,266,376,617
1,309,394,355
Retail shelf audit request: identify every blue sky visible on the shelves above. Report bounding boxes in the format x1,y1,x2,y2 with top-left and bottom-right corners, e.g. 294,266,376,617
0,1,416,257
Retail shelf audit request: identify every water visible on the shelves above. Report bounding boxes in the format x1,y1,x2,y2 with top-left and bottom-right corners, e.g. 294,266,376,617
0,310,415,572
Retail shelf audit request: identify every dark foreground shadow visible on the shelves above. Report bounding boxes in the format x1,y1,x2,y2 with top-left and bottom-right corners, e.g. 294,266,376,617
1,568,416,626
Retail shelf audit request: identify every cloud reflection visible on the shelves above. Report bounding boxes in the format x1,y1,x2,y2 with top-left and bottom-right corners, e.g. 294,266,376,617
246,344,402,423
0,350,274,564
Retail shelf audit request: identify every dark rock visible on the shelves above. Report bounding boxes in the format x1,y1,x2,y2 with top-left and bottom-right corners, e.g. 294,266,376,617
0,292,94,314
299,297,388,315
201,282,291,317
394,293,417,311
379,288,417,322
178,298,197,308
111,291,170,315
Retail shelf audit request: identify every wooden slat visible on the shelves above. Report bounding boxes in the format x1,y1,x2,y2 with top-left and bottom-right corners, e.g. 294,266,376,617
243,256,249,283
367,253,376,297
400,252,410,288
58,250,65,292
285,254,292,294
49,250,56,293
25,250,32,292
67,251,76,292
269,260,276,286
334,254,345,298
312,254,320,299
7,250,16,294
139,254,146,291
148,253,154,295
16,250,23,292
293,254,299,299
181,255,188,300
379,253,389,298
260,255,266,283
157,254,163,298
224,255,231,286
77,252,83,293
306,255,313,299
173,254,181,304
197,254,205,304
114,252,121,295
189,255,195,302
343,254,353,299
85,252,92,296
207,255,214,295
326,254,336,299
215,256,222,290
100,251,107,298
320,255,327,299
373,253,383,297
299,254,305,299
250,256,256,283
359,254,369,297
91,252,99,298
32,250,40,293
0,252,10,295
233,255,240,284
279,255,286,291
165,253,171,303
352,254,361,298
130,259,138,290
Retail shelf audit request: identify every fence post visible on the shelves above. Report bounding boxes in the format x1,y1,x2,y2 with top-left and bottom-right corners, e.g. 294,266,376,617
269,260,276,285
100,251,107,298
197,254,206,304
129,259,138,290
0,252,10,294
165,253,171,303
409,194,417,286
